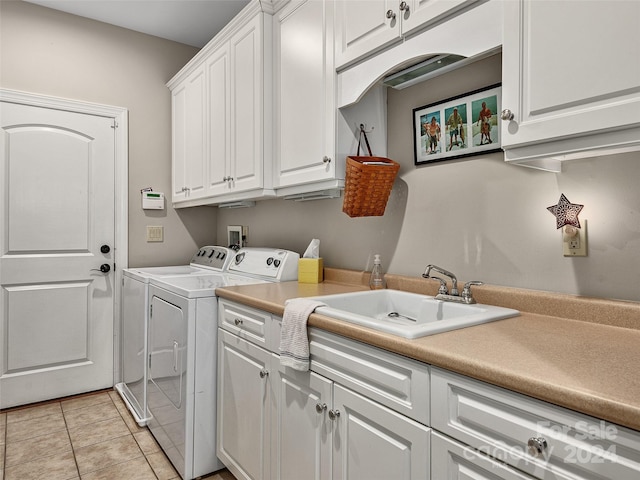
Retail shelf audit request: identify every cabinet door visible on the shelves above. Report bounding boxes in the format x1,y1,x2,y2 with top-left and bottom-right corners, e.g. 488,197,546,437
171,64,207,202
275,0,336,189
230,13,264,193
217,329,274,480
335,0,400,69
403,0,475,35
206,42,231,197
332,384,430,480
501,0,640,164
272,364,332,480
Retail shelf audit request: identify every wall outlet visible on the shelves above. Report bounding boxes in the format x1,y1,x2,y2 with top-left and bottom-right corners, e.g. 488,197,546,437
563,220,587,257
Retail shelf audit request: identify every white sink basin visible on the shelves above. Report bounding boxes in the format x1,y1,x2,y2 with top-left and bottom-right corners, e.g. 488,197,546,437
310,289,519,339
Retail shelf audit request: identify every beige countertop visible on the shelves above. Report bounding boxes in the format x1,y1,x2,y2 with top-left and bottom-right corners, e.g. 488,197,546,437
215,269,640,432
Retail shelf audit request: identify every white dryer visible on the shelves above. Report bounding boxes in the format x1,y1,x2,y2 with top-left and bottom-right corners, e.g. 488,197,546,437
116,246,234,426
146,248,300,480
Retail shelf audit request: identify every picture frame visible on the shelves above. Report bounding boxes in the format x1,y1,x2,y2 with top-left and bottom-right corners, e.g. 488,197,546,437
413,84,501,165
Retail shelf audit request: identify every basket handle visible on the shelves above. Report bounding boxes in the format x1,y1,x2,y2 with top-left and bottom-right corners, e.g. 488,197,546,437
357,124,373,156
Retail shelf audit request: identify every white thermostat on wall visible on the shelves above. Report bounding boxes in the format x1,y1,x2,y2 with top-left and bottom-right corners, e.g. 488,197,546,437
142,191,165,210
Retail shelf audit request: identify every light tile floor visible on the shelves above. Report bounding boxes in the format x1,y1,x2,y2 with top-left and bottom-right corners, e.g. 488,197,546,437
0,389,236,480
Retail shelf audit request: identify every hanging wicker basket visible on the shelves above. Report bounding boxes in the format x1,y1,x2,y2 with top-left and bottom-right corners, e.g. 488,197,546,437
342,125,400,217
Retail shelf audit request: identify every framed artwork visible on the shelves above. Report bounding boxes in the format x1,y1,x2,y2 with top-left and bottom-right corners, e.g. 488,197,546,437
413,84,501,165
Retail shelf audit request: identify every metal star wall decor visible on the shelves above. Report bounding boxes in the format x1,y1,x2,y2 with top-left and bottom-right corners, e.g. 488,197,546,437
547,193,584,229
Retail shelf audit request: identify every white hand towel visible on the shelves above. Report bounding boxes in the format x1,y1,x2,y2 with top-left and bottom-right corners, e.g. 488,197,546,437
280,298,326,371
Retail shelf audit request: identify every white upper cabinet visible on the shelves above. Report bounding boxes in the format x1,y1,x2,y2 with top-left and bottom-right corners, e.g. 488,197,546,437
171,64,207,203
274,0,342,196
335,0,476,70
229,14,268,196
205,43,231,198
501,0,640,172
167,1,274,208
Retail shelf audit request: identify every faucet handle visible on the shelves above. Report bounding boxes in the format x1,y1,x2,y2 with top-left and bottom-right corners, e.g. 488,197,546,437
461,281,484,303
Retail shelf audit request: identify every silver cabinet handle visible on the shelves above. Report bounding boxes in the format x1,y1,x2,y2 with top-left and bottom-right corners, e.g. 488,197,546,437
322,156,331,164
328,409,340,420
527,437,548,457
501,109,515,121
386,9,396,19
315,403,327,414
259,369,269,378
234,318,243,326
399,1,409,11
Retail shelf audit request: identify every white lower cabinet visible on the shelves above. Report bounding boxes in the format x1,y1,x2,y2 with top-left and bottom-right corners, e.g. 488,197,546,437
431,367,640,480
217,328,276,480
332,384,430,480
218,299,640,480
217,299,431,480
272,366,332,480
432,431,534,480
273,364,430,480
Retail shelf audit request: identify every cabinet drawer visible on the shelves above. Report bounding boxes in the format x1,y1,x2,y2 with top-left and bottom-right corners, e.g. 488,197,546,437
432,431,533,480
431,367,640,480
308,328,429,425
219,299,271,348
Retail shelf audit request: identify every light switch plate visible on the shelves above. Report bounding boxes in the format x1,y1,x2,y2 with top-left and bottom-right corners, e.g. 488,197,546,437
147,226,164,242
563,220,587,257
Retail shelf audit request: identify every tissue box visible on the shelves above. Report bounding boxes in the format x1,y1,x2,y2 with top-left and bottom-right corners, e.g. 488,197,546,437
298,258,323,283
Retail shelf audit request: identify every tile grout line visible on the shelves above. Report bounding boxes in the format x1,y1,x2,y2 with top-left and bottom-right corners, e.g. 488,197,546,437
110,393,161,480
60,399,82,480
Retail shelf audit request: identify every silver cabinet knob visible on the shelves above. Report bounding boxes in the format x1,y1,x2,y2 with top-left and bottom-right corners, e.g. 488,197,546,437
501,109,515,121
259,369,269,378
315,403,327,414
328,409,340,420
527,437,548,457
399,1,409,11
322,156,331,164
386,9,396,19
234,318,243,326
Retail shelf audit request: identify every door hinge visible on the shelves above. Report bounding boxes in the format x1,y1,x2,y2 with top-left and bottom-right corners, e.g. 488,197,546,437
149,304,153,318
111,120,119,129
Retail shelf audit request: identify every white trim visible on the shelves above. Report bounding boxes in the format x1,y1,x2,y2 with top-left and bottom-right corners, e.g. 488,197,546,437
0,88,129,386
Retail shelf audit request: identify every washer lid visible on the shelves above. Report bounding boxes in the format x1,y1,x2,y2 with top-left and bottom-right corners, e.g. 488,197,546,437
123,265,212,282
149,273,268,298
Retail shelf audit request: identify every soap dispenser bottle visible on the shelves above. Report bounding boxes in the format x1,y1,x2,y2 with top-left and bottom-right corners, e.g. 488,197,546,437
369,254,386,290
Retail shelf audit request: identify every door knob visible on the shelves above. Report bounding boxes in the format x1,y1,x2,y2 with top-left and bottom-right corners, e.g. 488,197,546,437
99,264,110,273
100,245,111,254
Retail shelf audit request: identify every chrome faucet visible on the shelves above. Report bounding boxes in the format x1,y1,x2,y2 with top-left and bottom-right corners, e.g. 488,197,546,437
422,264,459,295
422,264,483,304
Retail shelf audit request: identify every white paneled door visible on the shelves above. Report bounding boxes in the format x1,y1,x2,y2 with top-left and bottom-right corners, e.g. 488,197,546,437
0,100,116,408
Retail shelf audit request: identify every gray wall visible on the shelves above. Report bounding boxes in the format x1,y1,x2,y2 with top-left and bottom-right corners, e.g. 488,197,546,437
0,1,217,267
217,54,640,302
3,2,637,302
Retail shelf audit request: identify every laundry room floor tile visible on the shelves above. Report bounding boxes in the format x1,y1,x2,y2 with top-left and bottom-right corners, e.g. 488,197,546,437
0,390,237,479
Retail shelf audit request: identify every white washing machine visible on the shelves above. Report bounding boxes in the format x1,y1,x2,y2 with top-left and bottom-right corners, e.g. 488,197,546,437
116,246,235,426
146,248,300,480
